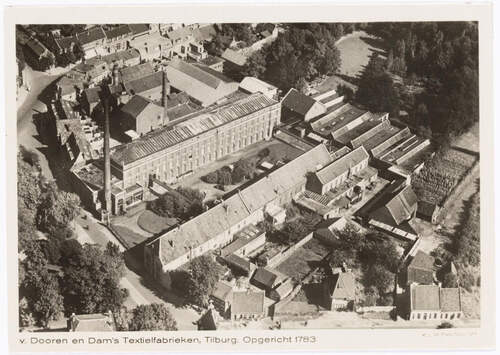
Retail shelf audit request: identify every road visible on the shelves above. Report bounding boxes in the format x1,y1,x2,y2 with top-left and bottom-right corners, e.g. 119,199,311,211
17,65,199,330
74,211,199,330
17,66,64,179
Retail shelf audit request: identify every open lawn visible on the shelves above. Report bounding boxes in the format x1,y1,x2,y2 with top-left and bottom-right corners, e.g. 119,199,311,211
337,31,386,78
276,239,329,282
137,210,178,234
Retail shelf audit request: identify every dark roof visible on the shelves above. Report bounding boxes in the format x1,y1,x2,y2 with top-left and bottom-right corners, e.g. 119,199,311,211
120,95,156,118
282,88,318,116
55,36,77,51
325,272,356,300
417,200,439,217
76,26,106,45
200,55,225,67
129,23,150,35
231,291,265,315
104,25,132,39
193,63,233,83
411,284,440,311
124,71,163,95
252,267,281,289
369,182,418,226
169,59,224,89
440,288,462,312
224,253,251,273
220,224,264,257
83,87,102,104
197,309,219,330
26,39,47,57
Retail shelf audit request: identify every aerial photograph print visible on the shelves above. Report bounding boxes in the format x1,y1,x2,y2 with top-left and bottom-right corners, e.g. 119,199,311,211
16,20,482,335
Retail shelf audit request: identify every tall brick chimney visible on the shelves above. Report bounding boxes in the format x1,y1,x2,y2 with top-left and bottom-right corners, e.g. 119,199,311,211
162,70,170,125
101,86,112,222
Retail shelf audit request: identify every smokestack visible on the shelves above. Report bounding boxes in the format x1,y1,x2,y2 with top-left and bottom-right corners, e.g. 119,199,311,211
102,87,112,221
162,70,170,125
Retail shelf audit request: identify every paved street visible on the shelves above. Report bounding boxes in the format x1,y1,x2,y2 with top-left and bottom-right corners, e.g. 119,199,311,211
74,211,199,330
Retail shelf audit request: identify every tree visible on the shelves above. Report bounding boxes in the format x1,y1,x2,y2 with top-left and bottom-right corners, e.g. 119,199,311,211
364,264,394,294
185,255,224,306
336,84,354,103
442,272,459,288
217,169,232,186
128,304,178,331
30,272,64,327
17,150,43,227
62,243,128,314
241,50,267,78
36,183,80,234
202,171,218,184
232,158,256,183
437,321,454,329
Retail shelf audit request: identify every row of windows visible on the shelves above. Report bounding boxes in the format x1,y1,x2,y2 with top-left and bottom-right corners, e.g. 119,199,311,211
411,312,461,320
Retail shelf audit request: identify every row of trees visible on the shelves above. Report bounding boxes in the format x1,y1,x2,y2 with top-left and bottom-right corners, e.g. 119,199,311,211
202,157,258,187
17,148,129,328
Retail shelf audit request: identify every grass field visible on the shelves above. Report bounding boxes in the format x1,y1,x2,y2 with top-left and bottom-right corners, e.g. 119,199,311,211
336,31,385,78
137,210,178,234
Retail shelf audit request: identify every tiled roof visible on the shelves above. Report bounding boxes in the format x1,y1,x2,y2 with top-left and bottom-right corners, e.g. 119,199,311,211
129,23,150,35
440,288,461,312
221,48,247,66
369,182,418,226
121,95,158,119
231,290,265,315
315,146,369,185
101,49,140,65
83,87,102,104
104,25,132,40
282,88,318,116
147,144,332,266
192,24,217,42
411,284,440,311
76,27,106,45
211,281,233,302
169,59,224,89
166,26,193,41
120,62,154,83
326,272,356,300
224,254,252,273
111,93,276,165
123,71,163,95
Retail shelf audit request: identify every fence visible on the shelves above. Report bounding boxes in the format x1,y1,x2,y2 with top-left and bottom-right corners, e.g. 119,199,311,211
266,232,314,268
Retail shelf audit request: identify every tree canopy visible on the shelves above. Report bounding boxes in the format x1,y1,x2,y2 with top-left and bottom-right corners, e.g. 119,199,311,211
128,304,178,331
185,255,224,307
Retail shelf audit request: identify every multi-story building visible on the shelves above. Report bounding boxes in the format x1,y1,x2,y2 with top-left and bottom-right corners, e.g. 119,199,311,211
143,144,333,289
72,90,281,216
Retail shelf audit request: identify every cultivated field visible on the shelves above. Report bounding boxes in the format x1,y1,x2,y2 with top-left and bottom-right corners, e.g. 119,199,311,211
412,148,478,205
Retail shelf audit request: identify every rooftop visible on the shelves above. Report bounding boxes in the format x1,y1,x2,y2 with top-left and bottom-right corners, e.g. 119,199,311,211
252,267,286,289
231,290,265,315
221,48,247,66
147,144,332,267
111,93,276,165
123,71,164,96
104,24,133,40
310,103,368,137
220,224,265,257
369,180,418,226
411,284,440,311
68,313,115,332
239,76,277,95
101,48,140,65
120,62,155,83
325,272,356,300
211,281,233,302
76,26,106,45
282,88,319,117
314,146,369,185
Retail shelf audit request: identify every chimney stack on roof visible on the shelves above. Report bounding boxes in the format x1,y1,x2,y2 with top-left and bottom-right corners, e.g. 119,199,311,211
162,70,170,125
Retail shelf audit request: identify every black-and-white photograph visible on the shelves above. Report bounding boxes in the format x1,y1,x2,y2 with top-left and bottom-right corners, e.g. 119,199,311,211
14,18,483,338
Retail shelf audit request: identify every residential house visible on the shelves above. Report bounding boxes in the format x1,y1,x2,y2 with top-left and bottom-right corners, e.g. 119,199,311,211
406,250,435,286
281,88,327,122
129,31,173,61
209,281,233,318
268,278,294,302
314,217,349,246
101,48,141,68
55,75,85,102
220,224,266,258
221,253,255,277
407,284,463,321
123,71,164,101
103,25,133,54
198,55,225,72
323,271,356,310
231,290,266,320
67,312,115,332
251,267,287,294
